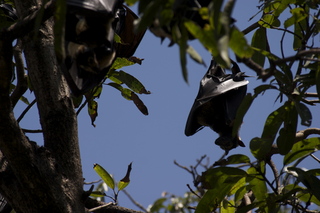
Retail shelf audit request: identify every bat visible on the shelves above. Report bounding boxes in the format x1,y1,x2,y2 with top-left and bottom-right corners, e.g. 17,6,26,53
62,0,146,96
0,3,18,21
185,59,249,152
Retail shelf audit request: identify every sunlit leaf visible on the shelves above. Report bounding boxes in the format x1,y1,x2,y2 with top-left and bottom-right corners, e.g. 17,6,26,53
90,191,106,197
88,100,98,127
93,163,115,190
229,26,253,58
110,57,135,70
284,137,320,165
277,101,298,155
258,14,280,28
184,20,218,56
225,154,251,165
186,45,205,65
118,162,132,191
284,8,308,28
110,70,150,94
246,166,267,201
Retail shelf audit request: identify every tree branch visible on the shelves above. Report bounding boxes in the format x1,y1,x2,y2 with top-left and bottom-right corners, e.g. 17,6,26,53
10,39,28,108
85,198,145,213
0,0,55,40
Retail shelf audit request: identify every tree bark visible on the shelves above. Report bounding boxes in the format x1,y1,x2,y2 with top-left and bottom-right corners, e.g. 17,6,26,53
0,0,85,212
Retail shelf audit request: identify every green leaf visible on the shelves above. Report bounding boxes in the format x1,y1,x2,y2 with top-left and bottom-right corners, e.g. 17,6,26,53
186,45,205,65
251,27,267,67
110,57,135,70
88,100,98,127
118,162,132,191
250,137,273,160
261,105,286,142
246,166,267,201
184,20,218,56
176,23,188,83
258,14,280,28
287,167,320,201
229,26,253,58
276,101,298,155
284,8,308,28
149,197,167,213
284,137,320,165
109,70,150,94
295,102,312,127
225,154,251,165
90,191,106,197
107,83,149,115
232,93,254,138
93,163,115,190
197,167,247,212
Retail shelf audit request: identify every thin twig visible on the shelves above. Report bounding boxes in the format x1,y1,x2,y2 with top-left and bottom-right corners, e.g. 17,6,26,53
88,202,114,212
17,99,37,123
186,184,201,199
122,189,148,213
310,154,320,164
22,129,42,133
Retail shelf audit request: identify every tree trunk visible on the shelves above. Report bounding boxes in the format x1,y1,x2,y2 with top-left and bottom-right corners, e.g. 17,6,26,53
0,0,85,212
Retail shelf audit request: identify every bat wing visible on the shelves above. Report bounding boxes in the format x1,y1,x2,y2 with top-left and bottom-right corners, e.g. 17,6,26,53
185,60,248,136
66,0,122,17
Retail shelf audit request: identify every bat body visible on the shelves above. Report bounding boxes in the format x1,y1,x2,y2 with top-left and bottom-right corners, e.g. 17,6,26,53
63,0,145,96
185,60,248,151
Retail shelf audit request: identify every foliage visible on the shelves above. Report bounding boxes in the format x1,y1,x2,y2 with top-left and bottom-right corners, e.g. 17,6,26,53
92,163,132,203
128,0,320,212
1,0,320,212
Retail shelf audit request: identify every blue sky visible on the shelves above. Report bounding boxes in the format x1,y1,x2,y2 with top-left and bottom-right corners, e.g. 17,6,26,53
14,1,320,211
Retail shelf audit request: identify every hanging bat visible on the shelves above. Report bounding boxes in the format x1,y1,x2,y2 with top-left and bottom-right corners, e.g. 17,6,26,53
185,59,249,152
62,0,146,96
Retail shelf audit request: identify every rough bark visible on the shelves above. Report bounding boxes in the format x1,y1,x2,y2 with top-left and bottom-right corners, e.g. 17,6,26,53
0,0,85,212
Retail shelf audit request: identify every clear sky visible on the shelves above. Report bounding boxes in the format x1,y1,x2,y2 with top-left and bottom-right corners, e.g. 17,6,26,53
13,1,320,211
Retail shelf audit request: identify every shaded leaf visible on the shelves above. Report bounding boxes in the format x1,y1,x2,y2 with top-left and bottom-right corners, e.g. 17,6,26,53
93,163,115,190
295,102,312,126
251,27,267,67
118,162,132,191
250,137,273,160
232,93,254,138
277,101,298,155
90,191,106,197
131,92,148,115
287,167,320,201
284,137,320,165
